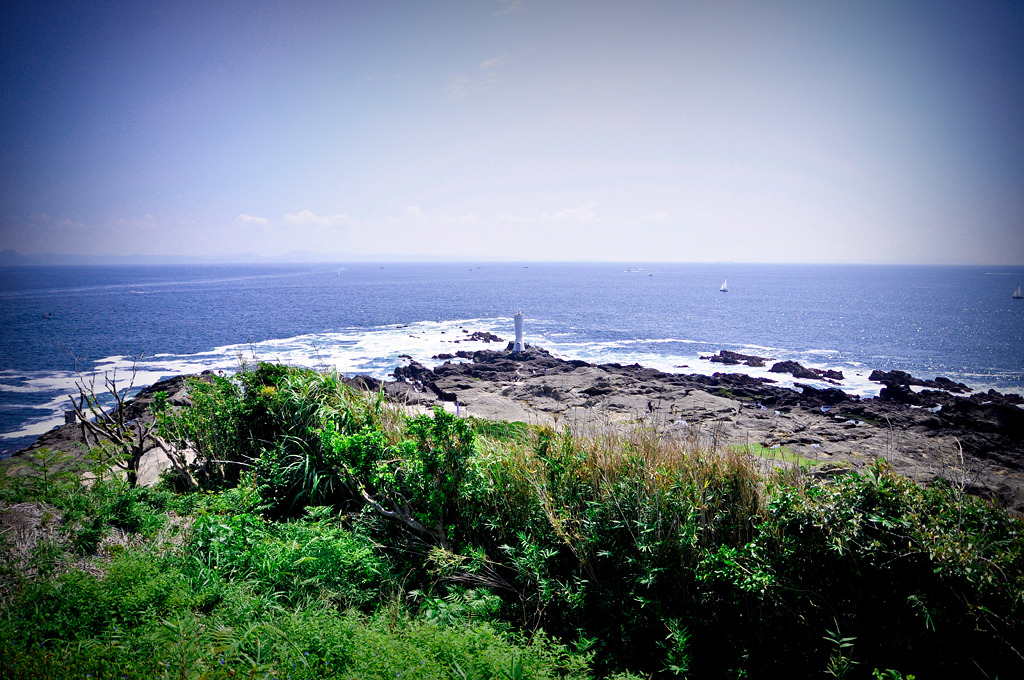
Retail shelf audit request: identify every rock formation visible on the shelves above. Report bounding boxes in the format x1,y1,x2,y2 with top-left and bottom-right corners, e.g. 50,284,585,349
8,346,1024,513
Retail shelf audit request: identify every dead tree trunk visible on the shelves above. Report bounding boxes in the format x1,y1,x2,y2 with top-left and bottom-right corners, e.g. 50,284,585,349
68,360,157,487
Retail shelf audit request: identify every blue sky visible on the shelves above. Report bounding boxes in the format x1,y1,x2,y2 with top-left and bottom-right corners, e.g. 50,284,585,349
1,0,1022,264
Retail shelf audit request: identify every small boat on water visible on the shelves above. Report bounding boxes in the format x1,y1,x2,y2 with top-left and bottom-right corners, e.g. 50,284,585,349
720,279,728,292
1014,283,1023,299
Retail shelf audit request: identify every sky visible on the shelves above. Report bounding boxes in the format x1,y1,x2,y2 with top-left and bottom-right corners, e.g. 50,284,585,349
1,0,1022,265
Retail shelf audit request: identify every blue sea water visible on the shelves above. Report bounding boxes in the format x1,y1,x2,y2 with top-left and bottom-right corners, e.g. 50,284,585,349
2,262,1023,456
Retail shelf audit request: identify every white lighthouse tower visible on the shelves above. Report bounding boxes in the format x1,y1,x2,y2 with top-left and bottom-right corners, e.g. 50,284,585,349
512,310,524,353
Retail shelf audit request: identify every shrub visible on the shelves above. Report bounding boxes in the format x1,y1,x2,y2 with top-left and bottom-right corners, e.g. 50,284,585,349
6,551,196,644
189,508,390,607
26,361,1016,679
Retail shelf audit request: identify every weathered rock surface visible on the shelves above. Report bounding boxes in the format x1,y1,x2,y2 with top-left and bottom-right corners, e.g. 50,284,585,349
393,347,1024,513
465,330,504,343
770,360,844,383
700,350,771,367
8,348,1024,513
869,369,971,394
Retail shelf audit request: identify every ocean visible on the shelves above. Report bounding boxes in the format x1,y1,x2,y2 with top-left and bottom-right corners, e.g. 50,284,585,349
2,262,1023,456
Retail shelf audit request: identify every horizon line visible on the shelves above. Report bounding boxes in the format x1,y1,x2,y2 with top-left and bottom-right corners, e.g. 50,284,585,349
2,250,1022,269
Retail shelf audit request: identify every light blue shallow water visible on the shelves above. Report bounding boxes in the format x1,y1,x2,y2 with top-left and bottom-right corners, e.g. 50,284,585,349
2,262,1022,454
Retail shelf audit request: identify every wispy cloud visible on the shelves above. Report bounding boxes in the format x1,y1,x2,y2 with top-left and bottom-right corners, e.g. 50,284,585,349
448,52,510,99
284,210,352,227
540,202,598,224
236,213,268,225
446,77,472,99
481,53,509,69
396,206,427,221
389,207,477,224
24,212,90,230
494,0,523,15
642,211,670,224
447,73,499,99
499,214,535,224
438,213,479,225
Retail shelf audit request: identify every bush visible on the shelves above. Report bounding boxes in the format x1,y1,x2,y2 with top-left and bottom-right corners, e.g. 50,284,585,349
11,362,1020,678
6,551,195,644
188,508,391,607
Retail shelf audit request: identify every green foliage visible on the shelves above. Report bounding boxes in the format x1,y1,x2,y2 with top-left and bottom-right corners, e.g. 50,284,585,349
470,417,532,443
660,618,692,677
411,586,503,626
824,620,859,679
159,370,250,488
7,550,198,644
70,515,105,555
10,448,80,501
1,594,591,680
872,669,917,680
63,481,169,555
26,538,65,579
188,508,389,607
405,406,477,527
730,441,818,468
6,362,1024,679
84,440,126,482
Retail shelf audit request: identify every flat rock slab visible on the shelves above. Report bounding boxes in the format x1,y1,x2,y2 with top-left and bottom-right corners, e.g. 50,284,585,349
8,349,1024,513
397,348,1024,513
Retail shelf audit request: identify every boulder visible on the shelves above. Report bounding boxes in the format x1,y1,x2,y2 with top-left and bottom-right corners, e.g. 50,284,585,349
700,350,771,367
795,383,854,405
467,331,504,343
770,360,838,381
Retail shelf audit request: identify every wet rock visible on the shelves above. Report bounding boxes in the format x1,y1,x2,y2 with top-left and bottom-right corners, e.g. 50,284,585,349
341,375,382,392
770,361,842,382
384,345,1024,511
467,331,504,343
700,350,771,367
975,389,1024,406
393,361,434,383
869,370,970,394
869,369,917,385
946,400,1024,440
795,383,855,405
934,376,971,394
878,383,921,405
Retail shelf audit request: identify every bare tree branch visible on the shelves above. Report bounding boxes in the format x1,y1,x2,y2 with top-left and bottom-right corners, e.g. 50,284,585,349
66,356,160,487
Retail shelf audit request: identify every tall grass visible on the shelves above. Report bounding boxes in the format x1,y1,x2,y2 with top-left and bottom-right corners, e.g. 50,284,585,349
2,362,1022,678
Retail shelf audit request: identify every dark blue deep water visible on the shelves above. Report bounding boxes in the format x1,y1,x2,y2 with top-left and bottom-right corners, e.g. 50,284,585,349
2,262,1022,454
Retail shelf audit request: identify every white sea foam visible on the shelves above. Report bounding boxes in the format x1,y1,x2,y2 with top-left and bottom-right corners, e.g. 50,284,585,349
6,316,1019,447
737,343,785,353
1,417,67,440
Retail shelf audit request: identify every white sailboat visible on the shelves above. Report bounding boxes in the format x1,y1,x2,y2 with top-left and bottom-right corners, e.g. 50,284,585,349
1014,283,1023,299
720,279,728,293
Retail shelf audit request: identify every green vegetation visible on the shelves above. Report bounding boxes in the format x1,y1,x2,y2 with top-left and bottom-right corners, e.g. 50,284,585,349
730,442,820,469
2,362,1022,678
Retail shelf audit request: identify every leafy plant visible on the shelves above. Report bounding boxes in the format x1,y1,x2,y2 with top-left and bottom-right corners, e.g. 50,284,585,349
660,617,692,677
823,620,858,679
13,448,79,501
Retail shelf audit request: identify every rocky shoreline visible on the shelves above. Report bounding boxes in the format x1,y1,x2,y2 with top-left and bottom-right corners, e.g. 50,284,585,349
8,346,1024,512
389,346,1024,512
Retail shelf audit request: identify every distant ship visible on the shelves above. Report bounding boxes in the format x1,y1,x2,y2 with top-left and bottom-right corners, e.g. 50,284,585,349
1014,283,1023,299
720,279,728,292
